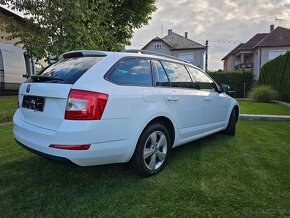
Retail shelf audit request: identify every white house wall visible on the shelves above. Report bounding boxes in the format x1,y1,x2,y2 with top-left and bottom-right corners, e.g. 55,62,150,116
143,41,205,70
172,49,205,70
260,46,290,67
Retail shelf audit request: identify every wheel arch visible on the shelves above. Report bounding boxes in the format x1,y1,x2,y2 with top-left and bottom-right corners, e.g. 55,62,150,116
128,115,177,162
145,116,175,146
233,104,240,123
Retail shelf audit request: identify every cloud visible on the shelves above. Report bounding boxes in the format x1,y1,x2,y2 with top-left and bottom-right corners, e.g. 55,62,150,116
129,0,290,70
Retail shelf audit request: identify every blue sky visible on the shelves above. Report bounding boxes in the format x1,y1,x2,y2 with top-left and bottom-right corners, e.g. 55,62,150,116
127,0,290,70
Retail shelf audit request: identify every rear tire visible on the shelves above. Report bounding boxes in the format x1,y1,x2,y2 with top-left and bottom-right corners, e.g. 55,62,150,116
223,109,237,136
130,123,171,177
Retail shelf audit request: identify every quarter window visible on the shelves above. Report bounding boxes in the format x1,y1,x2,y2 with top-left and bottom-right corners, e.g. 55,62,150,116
161,61,195,89
153,60,170,87
187,67,216,91
106,58,152,86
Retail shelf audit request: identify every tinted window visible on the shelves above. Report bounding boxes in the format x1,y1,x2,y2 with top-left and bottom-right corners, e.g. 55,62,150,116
187,67,217,91
153,60,170,87
106,58,152,86
29,57,103,84
161,61,194,89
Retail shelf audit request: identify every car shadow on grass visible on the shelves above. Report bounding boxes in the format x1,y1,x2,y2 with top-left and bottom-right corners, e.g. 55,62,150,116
2,131,234,182
0,132,237,216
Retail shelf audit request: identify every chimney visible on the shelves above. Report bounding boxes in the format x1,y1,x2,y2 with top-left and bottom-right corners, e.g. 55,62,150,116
270,24,274,32
168,29,173,35
185,32,188,38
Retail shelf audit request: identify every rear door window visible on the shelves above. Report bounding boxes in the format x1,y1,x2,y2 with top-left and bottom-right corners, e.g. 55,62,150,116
106,58,152,86
161,61,195,89
28,57,103,84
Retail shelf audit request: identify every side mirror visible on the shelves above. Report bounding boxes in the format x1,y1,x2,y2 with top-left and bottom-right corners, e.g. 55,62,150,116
220,84,230,93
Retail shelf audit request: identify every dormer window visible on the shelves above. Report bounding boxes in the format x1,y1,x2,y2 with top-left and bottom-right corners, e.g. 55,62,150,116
154,44,162,49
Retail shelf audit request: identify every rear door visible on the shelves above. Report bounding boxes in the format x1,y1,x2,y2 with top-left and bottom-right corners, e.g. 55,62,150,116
154,60,204,139
18,56,104,130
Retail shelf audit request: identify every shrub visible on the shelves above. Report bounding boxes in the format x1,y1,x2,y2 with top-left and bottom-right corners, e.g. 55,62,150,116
208,70,254,98
249,85,278,102
259,51,290,102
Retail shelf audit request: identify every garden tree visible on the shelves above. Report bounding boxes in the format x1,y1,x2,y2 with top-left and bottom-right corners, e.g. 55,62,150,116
0,0,156,59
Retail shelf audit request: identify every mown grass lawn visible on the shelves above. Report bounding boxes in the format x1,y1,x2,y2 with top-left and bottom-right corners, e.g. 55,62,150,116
0,97,17,123
0,121,289,217
238,100,290,115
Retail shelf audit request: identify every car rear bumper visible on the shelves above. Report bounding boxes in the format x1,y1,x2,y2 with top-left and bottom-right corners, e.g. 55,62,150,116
15,138,74,164
13,109,138,166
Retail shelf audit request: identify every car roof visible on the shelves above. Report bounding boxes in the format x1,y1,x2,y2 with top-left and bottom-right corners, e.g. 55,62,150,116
59,49,201,71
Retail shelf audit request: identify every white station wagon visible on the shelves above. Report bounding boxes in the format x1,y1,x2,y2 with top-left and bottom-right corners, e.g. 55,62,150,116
13,50,239,176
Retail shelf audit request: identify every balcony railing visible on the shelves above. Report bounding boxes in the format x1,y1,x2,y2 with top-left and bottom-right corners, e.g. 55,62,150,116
235,63,254,70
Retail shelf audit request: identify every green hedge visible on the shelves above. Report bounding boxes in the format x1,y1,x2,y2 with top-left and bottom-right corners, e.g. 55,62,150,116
259,51,290,102
208,70,254,98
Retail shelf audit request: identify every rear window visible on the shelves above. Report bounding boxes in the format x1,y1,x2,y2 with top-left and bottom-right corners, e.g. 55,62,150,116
28,57,103,84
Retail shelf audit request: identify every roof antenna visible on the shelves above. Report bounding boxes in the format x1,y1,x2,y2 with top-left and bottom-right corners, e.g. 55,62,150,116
275,17,286,26
161,24,164,37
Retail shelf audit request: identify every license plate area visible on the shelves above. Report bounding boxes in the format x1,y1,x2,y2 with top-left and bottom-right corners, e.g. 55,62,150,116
22,96,45,112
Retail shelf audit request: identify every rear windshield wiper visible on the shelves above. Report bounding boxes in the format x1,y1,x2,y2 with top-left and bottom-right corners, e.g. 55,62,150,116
30,75,64,82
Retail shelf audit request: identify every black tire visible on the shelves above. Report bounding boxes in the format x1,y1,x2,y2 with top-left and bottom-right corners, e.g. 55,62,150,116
223,109,237,136
130,123,171,177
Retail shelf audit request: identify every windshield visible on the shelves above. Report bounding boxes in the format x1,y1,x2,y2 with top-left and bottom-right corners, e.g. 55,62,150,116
28,57,103,84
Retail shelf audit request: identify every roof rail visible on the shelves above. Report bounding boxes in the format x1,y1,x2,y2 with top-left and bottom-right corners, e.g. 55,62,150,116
123,49,190,63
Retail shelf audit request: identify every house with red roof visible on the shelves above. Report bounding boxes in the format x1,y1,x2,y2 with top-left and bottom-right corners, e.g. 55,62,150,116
222,25,290,79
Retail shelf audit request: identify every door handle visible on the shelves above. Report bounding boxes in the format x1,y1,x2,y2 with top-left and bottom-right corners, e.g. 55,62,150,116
205,97,211,102
167,97,178,102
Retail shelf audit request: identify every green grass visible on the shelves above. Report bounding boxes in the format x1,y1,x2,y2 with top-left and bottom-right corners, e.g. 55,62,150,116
238,100,290,115
0,97,17,123
0,121,289,217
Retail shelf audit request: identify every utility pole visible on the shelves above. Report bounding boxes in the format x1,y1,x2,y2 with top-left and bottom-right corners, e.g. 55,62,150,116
241,64,246,98
205,40,208,72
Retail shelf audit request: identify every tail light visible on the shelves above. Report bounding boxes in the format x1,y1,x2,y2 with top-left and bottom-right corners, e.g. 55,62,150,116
49,144,90,150
65,89,108,120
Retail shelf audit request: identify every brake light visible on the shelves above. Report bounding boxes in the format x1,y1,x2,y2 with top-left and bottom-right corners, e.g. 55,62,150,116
63,52,83,59
65,89,108,120
49,144,90,150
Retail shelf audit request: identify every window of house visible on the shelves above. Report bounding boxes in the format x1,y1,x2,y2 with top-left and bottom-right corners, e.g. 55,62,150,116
153,44,162,49
187,66,217,91
161,61,195,89
106,58,152,86
179,53,194,63
268,50,286,61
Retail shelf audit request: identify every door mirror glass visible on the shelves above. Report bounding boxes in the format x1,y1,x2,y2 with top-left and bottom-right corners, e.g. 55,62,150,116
220,84,230,93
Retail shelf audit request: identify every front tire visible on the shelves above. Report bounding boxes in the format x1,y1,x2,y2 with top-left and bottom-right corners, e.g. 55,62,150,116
130,123,171,177
223,109,237,136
